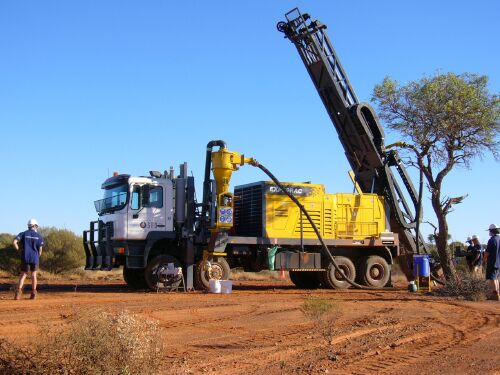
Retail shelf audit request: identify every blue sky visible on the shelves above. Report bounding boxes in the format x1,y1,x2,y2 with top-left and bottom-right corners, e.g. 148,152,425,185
1,1,498,244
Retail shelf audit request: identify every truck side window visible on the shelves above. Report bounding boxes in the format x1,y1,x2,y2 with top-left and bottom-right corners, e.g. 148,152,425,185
146,186,163,208
131,185,140,210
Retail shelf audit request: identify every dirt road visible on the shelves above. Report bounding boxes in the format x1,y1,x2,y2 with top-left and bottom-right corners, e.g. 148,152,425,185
1,278,499,374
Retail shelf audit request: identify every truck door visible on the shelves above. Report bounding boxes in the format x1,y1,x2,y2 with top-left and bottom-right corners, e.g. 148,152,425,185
127,184,167,239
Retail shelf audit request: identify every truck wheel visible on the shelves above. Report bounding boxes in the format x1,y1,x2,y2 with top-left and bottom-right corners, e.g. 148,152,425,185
289,271,320,289
194,256,231,290
123,267,147,289
322,256,356,289
360,256,390,288
145,254,183,291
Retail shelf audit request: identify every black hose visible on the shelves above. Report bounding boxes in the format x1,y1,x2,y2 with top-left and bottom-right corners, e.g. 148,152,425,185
251,161,381,290
201,140,227,229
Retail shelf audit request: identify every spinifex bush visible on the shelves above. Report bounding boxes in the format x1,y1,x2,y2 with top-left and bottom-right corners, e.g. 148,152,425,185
0,309,166,375
433,272,490,301
301,299,337,321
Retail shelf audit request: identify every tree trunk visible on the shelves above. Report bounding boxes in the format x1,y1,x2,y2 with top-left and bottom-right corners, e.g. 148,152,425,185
430,192,456,280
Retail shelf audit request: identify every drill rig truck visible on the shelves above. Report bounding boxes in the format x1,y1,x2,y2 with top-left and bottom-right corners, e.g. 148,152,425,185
83,141,398,290
83,9,424,291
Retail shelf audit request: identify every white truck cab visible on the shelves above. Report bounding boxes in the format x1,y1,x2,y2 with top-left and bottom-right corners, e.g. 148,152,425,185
94,174,174,241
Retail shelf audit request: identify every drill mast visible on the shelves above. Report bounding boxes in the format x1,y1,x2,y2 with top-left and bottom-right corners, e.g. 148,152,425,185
278,8,427,259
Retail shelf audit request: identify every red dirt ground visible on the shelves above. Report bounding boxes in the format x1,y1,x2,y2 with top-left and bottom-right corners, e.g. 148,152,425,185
1,277,499,374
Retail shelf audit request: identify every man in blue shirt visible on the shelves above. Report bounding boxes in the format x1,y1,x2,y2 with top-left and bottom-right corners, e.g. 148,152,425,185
12,219,44,300
484,223,500,301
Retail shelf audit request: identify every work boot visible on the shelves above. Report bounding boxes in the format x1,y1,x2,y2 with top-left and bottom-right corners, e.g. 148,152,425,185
30,291,37,300
14,289,21,300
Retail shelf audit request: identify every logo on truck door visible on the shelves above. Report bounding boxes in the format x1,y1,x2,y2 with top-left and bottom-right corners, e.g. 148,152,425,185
140,221,159,229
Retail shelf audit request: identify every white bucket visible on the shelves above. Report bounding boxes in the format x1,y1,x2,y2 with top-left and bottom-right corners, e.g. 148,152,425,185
220,280,232,294
208,279,221,293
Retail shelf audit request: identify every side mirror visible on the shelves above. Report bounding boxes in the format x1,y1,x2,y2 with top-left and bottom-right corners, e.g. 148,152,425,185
141,185,150,206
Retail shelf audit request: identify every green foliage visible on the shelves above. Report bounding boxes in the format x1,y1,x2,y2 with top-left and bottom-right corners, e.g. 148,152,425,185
39,227,85,274
0,233,18,274
373,72,500,167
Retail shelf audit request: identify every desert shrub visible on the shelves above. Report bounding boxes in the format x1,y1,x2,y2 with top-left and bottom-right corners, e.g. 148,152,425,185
433,272,490,301
0,233,18,274
0,309,166,375
39,227,85,274
301,298,340,347
454,257,470,274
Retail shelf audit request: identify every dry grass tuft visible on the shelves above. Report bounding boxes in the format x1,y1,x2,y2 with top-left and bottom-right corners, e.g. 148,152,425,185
230,269,288,281
36,268,124,281
0,309,166,374
301,298,341,351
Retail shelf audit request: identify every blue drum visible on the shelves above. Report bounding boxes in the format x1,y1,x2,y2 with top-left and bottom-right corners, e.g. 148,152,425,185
413,255,430,277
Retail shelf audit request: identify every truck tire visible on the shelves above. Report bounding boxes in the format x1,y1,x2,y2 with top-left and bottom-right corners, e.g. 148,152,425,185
194,256,231,290
123,267,147,289
322,256,356,289
145,254,183,291
359,255,390,288
289,271,320,289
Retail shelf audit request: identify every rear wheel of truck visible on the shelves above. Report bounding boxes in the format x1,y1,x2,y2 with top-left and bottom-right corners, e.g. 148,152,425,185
359,255,390,288
194,256,231,291
322,256,356,289
289,271,321,289
145,254,183,291
123,267,147,289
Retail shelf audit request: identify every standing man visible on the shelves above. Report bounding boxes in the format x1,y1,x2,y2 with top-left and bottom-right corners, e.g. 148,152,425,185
484,224,500,301
470,235,482,274
12,219,44,300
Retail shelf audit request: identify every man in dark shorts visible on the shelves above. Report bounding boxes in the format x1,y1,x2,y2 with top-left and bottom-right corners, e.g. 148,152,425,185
484,224,500,301
469,235,482,273
12,219,44,300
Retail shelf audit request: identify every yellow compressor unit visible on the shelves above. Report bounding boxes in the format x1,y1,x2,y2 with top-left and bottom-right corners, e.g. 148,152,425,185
233,181,386,240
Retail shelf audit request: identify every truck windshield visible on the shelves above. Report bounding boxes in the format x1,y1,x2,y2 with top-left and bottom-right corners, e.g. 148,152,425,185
94,184,129,214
